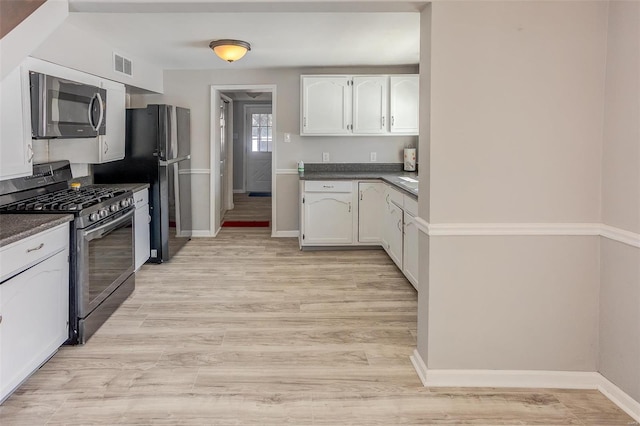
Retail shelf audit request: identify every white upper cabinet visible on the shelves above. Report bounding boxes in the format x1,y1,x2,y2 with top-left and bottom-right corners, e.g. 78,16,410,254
99,79,126,163
0,66,32,181
301,74,418,136
352,76,388,134
301,76,352,135
389,75,419,134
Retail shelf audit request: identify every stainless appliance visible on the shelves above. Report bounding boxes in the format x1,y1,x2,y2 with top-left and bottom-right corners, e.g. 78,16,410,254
30,72,107,139
94,104,192,263
0,161,135,344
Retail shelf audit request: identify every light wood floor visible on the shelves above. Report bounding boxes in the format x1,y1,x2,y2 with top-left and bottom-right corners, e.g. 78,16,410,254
1,229,634,425
222,193,271,223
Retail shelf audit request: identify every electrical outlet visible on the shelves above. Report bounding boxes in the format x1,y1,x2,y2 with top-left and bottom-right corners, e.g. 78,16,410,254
370,152,377,162
284,133,291,143
322,152,330,162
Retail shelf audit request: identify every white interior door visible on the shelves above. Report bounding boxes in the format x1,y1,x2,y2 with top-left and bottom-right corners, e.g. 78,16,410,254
219,96,231,217
245,105,272,193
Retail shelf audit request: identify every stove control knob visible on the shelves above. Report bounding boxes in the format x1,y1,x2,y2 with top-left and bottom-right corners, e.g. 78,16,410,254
120,199,130,208
99,209,108,218
110,204,119,212
90,212,100,222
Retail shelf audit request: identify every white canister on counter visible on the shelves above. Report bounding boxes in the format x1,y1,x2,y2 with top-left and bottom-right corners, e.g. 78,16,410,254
404,148,416,171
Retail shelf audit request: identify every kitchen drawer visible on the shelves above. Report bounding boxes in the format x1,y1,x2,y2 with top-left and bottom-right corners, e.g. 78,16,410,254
305,181,353,193
404,195,418,216
386,184,404,208
133,188,149,208
0,223,68,282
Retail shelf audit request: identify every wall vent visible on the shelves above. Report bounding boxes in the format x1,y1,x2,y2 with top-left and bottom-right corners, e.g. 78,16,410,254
113,53,133,77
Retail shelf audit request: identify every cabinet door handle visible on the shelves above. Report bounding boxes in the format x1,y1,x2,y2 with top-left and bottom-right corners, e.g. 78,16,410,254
104,140,109,154
0,314,2,324
392,116,395,126
303,117,307,127
397,220,403,232
382,116,385,127
28,144,34,162
27,243,44,253
385,194,390,205
348,202,351,213
360,191,363,201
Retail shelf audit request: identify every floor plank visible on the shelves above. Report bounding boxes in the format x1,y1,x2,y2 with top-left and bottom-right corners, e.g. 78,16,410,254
0,228,635,425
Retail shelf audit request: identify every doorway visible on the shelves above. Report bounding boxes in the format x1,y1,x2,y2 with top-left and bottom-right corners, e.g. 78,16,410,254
245,104,273,194
210,87,275,232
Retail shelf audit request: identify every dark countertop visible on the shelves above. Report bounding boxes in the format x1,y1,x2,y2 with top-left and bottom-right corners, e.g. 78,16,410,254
93,183,150,193
0,214,74,248
298,164,419,198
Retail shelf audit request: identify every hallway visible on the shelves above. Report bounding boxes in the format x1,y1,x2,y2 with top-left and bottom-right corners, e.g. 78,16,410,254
222,193,271,225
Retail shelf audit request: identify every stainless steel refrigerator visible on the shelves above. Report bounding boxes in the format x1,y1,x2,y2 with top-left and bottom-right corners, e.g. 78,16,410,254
94,104,192,263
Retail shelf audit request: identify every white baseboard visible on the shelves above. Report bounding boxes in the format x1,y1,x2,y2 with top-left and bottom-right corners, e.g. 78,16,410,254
410,349,428,386
190,230,214,237
598,375,640,423
410,349,640,423
272,230,299,238
233,189,245,194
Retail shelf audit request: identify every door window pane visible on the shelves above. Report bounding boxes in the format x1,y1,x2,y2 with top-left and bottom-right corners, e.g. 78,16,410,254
251,113,272,152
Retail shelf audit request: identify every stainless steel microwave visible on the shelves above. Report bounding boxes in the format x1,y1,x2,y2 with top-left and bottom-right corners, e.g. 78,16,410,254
30,72,107,139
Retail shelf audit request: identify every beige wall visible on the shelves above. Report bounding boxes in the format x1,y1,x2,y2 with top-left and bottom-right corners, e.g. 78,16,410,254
137,65,418,233
599,1,640,402
418,1,609,374
599,239,640,401
428,235,600,371
429,1,606,224
601,1,640,235
33,20,164,93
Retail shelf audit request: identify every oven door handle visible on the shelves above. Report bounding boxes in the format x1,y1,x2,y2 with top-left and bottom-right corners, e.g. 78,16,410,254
83,209,134,240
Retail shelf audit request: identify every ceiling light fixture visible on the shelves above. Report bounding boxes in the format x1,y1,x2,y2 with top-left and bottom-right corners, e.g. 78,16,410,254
209,39,251,63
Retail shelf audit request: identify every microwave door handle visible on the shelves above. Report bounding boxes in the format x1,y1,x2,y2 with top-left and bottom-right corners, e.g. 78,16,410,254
94,92,105,130
88,94,97,129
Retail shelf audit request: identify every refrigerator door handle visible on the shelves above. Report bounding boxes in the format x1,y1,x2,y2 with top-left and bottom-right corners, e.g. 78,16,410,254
159,154,191,166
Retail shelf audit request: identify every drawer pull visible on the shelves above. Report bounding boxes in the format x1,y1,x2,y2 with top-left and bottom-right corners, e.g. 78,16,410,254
26,243,44,253
322,185,334,189
0,315,2,324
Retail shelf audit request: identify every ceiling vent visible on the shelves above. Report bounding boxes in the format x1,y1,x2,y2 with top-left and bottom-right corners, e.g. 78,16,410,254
113,53,133,77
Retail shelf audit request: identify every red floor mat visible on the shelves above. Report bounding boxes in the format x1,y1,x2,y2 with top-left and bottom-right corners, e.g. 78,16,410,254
222,221,270,227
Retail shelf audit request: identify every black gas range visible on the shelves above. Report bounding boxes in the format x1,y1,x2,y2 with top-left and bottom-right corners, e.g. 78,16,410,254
0,161,136,344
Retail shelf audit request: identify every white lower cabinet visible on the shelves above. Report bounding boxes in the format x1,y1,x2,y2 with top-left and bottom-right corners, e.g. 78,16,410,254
0,223,70,403
134,188,151,271
383,189,404,270
358,182,384,243
302,181,354,245
300,179,419,291
403,211,419,290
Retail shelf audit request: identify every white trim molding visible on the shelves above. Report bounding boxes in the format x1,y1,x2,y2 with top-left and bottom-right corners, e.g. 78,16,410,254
410,349,640,423
600,224,640,249
272,230,299,238
276,168,299,175
413,218,640,249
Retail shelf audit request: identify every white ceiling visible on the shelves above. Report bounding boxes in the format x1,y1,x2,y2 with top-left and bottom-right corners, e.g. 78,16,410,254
64,1,422,70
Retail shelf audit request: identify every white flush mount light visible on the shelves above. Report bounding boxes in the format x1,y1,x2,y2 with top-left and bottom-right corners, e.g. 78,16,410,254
209,39,251,63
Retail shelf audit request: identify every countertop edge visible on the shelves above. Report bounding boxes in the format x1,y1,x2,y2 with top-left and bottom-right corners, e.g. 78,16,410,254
298,172,418,199
0,214,74,248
